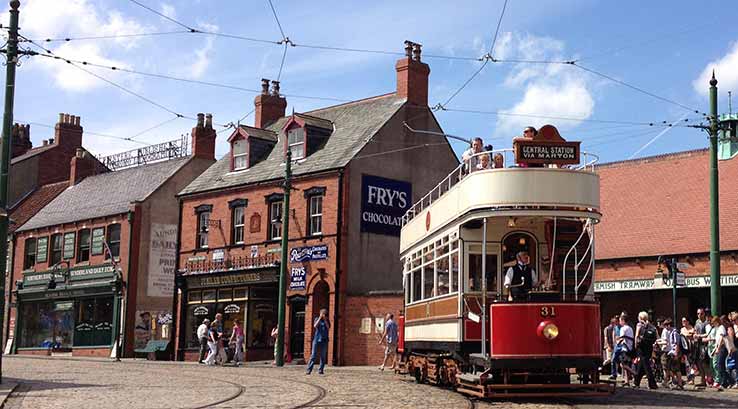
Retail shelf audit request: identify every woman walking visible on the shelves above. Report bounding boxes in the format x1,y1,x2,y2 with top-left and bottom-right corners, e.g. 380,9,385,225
707,316,722,388
230,319,245,366
204,319,220,366
713,315,737,389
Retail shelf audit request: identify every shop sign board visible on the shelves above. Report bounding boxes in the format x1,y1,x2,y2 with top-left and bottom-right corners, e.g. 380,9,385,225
147,223,178,298
251,245,259,258
290,244,328,263
360,174,412,236
36,237,48,263
193,270,278,288
594,273,738,293
212,249,225,262
289,266,306,290
91,229,105,256
23,264,115,286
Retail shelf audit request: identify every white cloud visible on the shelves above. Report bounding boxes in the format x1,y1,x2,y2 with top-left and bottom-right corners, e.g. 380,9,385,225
20,0,148,91
161,3,176,20
495,32,594,135
693,41,738,96
173,23,218,79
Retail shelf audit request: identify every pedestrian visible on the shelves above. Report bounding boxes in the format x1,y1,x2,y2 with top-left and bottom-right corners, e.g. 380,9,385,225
270,325,279,365
680,317,696,384
230,319,245,366
306,308,330,375
603,316,617,366
213,313,228,365
633,311,658,389
378,313,399,371
197,318,211,364
693,308,711,387
707,316,722,388
713,314,737,388
612,314,635,385
461,137,484,174
660,319,684,389
204,319,220,366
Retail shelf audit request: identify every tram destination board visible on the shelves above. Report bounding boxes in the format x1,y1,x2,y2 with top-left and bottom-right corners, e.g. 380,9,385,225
514,139,581,165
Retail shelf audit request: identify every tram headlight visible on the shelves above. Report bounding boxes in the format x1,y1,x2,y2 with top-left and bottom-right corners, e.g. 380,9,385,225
537,320,559,341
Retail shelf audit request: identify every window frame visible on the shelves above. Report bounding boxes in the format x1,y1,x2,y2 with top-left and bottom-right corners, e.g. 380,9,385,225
106,223,121,259
91,228,105,256
232,138,249,171
308,195,323,236
50,234,63,266
232,206,245,245
77,229,91,263
268,201,282,240
286,126,305,160
197,211,210,249
23,237,37,270
405,233,460,306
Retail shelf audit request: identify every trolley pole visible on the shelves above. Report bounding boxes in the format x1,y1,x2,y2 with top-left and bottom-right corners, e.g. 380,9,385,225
275,150,292,367
0,0,21,384
708,72,721,316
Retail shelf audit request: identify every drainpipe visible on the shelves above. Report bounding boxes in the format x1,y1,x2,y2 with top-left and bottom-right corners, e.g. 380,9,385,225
122,210,135,357
332,169,344,365
172,198,184,360
5,234,15,350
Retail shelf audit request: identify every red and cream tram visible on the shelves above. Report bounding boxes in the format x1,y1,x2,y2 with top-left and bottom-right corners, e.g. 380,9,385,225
398,125,613,398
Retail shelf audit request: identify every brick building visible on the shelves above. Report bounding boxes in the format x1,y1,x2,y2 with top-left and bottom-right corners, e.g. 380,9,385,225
7,115,216,357
174,42,458,365
594,148,738,322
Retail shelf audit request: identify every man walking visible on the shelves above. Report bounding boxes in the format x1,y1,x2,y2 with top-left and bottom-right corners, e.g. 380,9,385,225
633,311,658,389
306,308,331,375
379,313,399,371
197,318,211,364
213,313,228,365
603,316,617,366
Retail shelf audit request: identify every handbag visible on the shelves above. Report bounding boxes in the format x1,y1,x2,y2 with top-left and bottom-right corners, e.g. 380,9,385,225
727,355,736,371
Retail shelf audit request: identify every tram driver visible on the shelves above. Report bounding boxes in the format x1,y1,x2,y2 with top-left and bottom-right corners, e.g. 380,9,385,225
503,251,541,301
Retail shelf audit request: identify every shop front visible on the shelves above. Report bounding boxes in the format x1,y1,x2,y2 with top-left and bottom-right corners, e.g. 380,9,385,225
182,267,279,361
14,264,120,356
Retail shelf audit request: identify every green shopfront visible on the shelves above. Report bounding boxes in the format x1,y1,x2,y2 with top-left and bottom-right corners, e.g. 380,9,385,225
15,264,121,353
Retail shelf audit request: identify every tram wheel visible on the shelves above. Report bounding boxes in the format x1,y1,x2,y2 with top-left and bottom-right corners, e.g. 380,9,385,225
414,367,423,384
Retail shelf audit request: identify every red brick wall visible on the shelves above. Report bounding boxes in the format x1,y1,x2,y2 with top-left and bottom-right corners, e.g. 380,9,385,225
72,347,111,358
596,254,738,281
17,349,50,356
341,295,402,366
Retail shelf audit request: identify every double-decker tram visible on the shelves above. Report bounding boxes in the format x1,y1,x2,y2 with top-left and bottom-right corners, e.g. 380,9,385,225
397,125,614,398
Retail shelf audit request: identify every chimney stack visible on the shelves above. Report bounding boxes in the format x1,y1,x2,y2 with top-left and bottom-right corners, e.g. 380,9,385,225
55,112,83,148
191,112,216,160
11,122,32,158
69,148,99,186
254,78,287,128
396,40,430,106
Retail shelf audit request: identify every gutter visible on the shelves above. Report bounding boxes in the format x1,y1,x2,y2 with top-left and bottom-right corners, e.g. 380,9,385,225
172,198,184,360
332,168,344,365
122,210,135,357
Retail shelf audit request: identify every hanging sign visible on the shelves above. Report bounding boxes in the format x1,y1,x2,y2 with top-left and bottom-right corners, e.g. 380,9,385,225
290,244,328,263
289,266,306,290
212,249,225,262
360,174,412,236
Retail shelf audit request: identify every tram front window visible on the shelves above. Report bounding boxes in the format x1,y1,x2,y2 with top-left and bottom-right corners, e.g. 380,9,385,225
468,254,497,294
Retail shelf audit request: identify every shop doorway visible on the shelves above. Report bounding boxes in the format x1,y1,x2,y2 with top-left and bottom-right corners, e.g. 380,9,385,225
289,296,306,359
311,280,330,324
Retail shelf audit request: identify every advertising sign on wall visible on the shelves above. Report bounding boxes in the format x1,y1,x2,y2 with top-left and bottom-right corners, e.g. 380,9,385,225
360,174,412,236
147,224,178,297
290,244,328,263
289,266,306,290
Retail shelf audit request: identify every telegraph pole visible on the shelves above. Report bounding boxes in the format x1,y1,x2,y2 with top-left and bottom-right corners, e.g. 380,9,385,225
708,71,721,315
0,0,21,384
275,149,292,366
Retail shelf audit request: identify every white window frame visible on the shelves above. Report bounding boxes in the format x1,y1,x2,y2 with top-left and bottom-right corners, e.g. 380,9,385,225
269,201,282,240
287,127,305,160
232,139,248,170
309,195,323,235
232,207,245,244
197,211,210,248
406,234,460,306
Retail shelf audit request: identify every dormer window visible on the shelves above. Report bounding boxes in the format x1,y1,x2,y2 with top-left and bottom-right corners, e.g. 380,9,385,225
287,127,305,159
233,139,248,170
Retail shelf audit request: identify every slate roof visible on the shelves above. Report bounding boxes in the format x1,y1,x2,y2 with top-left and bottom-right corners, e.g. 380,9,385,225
8,181,68,233
237,125,277,142
180,93,405,196
595,148,738,260
18,157,191,232
294,113,333,130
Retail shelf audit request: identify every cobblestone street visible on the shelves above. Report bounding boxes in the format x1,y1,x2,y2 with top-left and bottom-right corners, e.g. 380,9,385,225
2,356,738,408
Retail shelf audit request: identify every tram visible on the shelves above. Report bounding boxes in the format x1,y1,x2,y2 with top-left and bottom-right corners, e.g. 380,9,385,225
397,125,613,398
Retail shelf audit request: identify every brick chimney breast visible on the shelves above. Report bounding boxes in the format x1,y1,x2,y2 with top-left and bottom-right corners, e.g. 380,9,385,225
11,122,32,158
191,112,216,160
55,112,83,149
395,41,430,106
254,78,287,128
69,148,97,186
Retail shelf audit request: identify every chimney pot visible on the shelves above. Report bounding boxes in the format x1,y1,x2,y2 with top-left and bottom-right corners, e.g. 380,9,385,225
58,113,64,123
75,148,84,158
396,40,430,106
48,138,54,145
205,113,213,129
74,115,81,126
64,114,71,124
42,140,48,146
261,78,270,95
404,40,413,57
254,79,287,128
270,80,281,96
412,43,422,61
196,113,205,128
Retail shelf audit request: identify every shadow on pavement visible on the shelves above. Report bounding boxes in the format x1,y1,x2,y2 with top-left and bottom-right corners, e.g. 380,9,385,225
1,377,107,393
565,387,738,408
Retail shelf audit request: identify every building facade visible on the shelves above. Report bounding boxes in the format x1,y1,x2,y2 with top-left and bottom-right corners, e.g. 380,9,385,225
175,42,459,365
7,116,216,357
594,146,738,323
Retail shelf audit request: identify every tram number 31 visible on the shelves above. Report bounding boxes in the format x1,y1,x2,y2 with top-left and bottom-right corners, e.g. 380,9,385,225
540,306,557,317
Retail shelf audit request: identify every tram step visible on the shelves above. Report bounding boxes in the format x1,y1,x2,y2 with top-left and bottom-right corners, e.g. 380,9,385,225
457,373,483,384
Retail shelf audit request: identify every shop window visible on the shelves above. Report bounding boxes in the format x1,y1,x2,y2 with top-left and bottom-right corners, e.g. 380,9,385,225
23,237,36,270
232,138,248,170
232,206,245,244
63,232,75,260
247,300,276,348
187,290,201,304
186,303,214,348
218,289,233,301
50,234,63,266
268,200,282,240
18,301,74,349
106,223,121,259
233,288,248,300
287,127,305,159
91,228,105,256
202,289,216,303
250,286,277,300
77,229,91,262
36,236,48,264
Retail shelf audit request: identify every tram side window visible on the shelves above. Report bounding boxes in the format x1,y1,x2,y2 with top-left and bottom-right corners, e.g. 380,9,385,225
436,256,449,296
468,254,497,293
422,263,434,299
450,251,459,292
411,271,422,302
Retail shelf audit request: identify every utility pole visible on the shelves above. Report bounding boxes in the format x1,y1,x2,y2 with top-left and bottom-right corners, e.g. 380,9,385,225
0,0,21,384
708,72,721,316
275,149,292,366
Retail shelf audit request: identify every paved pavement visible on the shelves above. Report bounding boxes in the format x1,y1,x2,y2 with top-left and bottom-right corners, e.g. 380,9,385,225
3,356,738,408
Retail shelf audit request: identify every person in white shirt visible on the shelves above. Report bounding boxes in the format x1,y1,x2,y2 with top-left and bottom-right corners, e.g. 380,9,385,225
504,251,540,301
461,137,484,174
197,319,210,364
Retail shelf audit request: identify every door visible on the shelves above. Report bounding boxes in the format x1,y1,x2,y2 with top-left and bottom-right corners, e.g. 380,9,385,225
289,296,306,359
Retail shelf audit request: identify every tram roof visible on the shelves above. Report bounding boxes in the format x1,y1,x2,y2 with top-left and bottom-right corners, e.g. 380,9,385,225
595,148,738,260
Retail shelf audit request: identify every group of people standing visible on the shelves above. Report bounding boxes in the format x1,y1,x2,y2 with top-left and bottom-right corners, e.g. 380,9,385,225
604,308,738,390
196,313,246,366
461,126,543,173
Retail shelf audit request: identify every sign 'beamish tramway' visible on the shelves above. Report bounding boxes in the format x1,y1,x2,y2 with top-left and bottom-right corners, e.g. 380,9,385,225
594,274,738,292
290,244,328,263
513,124,581,166
360,174,412,236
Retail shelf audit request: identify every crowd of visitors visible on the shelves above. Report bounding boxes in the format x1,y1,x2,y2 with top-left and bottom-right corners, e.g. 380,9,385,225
605,308,738,390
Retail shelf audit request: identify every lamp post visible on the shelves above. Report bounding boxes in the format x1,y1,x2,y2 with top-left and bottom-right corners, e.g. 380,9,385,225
275,150,292,366
708,72,721,315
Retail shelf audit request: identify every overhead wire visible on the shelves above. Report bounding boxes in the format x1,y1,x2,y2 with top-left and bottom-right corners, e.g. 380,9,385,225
21,121,152,146
127,0,196,31
30,30,193,43
266,0,287,40
129,116,182,140
488,0,509,55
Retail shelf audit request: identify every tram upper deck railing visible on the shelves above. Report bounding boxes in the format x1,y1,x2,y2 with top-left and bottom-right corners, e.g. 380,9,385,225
401,148,600,226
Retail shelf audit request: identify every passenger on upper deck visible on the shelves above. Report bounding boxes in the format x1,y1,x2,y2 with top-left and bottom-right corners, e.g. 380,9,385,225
493,153,504,168
476,150,492,170
503,251,541,301
461,137,484,173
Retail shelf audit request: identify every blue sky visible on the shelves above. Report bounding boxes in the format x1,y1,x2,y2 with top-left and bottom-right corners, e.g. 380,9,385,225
6,0,738,163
